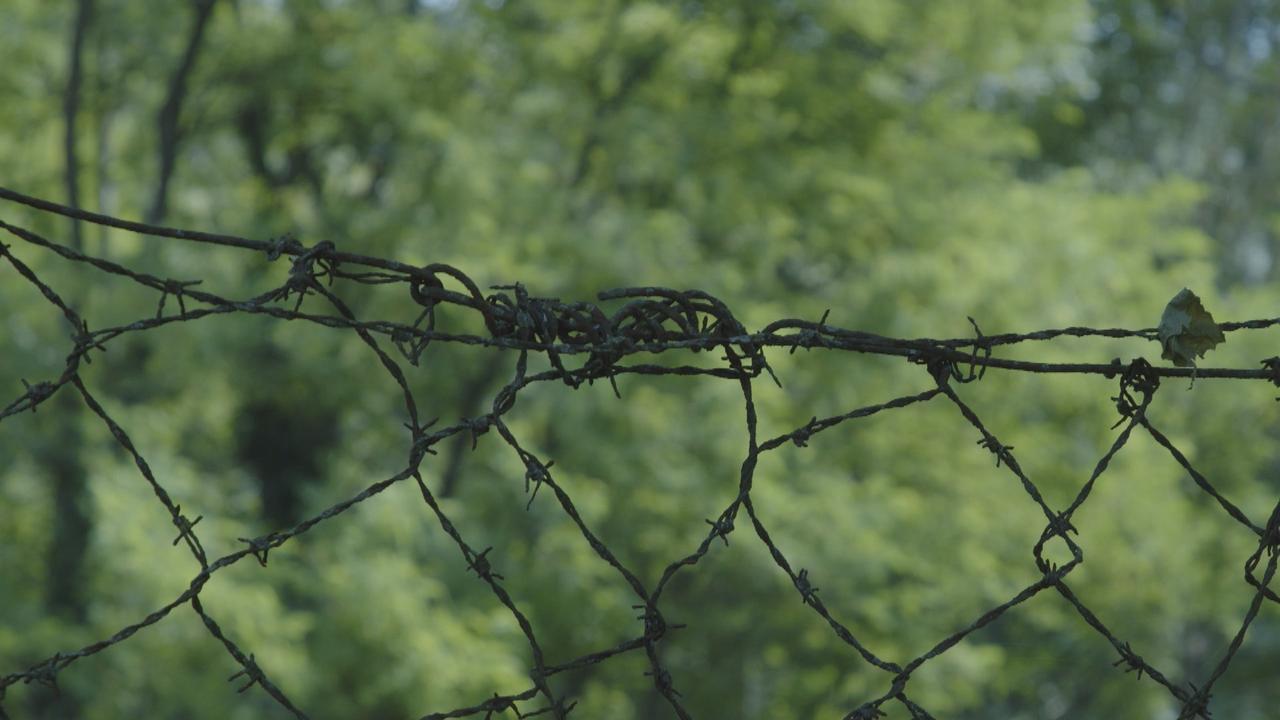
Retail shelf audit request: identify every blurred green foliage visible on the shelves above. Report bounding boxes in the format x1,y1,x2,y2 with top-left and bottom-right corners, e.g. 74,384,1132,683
2,1,1280,718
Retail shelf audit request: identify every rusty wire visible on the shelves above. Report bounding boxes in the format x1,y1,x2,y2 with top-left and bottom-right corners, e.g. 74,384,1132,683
1,184,1279,719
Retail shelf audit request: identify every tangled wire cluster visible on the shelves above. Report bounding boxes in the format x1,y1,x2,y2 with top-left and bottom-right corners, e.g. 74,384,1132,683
2,185,1280,719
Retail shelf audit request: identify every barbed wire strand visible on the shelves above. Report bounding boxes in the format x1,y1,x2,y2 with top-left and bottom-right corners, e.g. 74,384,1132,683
1,185,1278,719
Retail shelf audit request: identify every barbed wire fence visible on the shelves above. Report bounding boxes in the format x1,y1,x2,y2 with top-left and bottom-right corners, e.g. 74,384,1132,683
1,184,1278,719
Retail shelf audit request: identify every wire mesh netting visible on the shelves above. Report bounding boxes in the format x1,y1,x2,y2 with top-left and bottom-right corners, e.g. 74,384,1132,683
2,186,1279,720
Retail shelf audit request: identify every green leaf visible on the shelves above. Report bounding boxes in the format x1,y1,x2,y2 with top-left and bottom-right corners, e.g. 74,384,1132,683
1157,288,1225,367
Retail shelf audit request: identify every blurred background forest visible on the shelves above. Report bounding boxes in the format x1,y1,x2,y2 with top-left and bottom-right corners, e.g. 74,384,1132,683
3,0,1280,718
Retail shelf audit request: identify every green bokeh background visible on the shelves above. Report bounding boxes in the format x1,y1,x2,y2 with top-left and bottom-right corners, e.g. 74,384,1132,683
3,1,1280,718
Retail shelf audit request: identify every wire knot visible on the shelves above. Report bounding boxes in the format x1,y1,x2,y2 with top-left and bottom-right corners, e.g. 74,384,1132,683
238,536,274,566
265,234,303,261
1111,641,1147,680
1111,357,1160,427
1262,357,1280,401
1178,682,1214,719
19,378,56,412
795,568,820,604
634,603,668,639
704,513,735,546
468,546,503,581
977,436,1015,467
227,654,263,694
155,278,201,318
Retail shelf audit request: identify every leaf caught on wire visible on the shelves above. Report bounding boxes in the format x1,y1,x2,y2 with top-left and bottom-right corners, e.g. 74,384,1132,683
1157,288,1225,367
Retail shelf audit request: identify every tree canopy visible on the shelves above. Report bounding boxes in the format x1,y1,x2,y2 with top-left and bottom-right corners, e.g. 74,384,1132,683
2,1,1280,718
